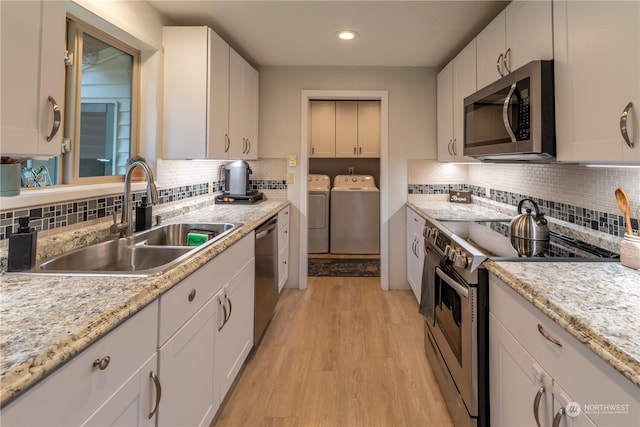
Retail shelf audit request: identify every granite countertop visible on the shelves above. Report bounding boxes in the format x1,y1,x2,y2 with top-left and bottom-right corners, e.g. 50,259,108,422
485,260,640,387
0,197,289,407
407,198,640,387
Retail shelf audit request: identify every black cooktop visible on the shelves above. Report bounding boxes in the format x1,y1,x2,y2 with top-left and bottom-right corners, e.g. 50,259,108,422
438,220,619,260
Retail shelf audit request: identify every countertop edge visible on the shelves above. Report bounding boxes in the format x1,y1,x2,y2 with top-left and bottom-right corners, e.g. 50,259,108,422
0,200,289,407
483,259,640,387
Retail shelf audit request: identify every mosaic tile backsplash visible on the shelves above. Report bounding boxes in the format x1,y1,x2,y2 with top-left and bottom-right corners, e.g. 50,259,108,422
408,160,640,238
0,159,288,241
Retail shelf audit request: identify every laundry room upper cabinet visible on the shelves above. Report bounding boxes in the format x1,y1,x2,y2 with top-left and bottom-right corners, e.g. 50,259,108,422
553,0,640,163
309,100,336,157
476,0,553,89
437,40,477,162
0,0,65,158
335,101,380,158
310,100,380,158
163,26,258,160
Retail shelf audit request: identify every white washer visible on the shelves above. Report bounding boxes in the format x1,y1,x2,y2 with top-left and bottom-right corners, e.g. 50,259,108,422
308,174,331,253
330,175,380,254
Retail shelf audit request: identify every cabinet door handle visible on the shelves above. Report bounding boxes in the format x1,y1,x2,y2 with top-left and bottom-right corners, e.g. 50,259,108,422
218,296,227,331
552,407,566,427
225,134,230,153
359,146,362,155
225,294,232,323
452,138,457,156
353,146,357,155
497,53,505,77
503,48,512,74
447,140,453,156
46,96,61,142
246,138,252,154
149,371,162,419
93,355,111,370
620,102,634,148
533,386,545,427
311,146,315,155
188,289,196,302
537,324,562,347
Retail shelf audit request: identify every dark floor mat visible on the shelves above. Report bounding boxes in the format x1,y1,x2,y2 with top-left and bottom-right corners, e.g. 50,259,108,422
308,258,381,277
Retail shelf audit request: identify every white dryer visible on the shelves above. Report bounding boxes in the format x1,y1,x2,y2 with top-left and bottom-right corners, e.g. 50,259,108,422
308,174,331,253
330,175,380,254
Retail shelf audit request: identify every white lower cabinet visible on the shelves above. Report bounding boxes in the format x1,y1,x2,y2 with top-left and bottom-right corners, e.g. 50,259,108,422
156,232,255,426
158,295,218,426
490,274,639,427
214,258,255,402
277,206,290,292
1,301,159,426
82,354,159,426
405,206,425,302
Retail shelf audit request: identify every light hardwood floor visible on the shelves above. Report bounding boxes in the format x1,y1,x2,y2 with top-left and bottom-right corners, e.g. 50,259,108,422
213,276,453,427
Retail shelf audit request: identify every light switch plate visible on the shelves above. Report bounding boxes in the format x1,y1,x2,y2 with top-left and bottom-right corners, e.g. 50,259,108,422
288,154,297,167
287,172,295,184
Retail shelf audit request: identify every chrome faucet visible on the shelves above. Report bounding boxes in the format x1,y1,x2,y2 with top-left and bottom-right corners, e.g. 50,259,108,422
111,157,159,237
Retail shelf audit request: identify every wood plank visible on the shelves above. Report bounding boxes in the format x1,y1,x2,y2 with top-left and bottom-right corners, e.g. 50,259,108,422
212,276,453,427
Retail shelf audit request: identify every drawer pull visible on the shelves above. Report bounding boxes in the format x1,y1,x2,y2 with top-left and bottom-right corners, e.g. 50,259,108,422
149,371,162,419
93,356,111,370
188,289,196,302
533,386,545,427
537,324,562,348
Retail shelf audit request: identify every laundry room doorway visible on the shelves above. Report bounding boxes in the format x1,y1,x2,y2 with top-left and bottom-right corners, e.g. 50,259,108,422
299,90,389,290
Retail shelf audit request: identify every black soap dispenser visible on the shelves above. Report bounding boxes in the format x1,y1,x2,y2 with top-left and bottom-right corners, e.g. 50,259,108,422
135,196,153,232
8,216,37,272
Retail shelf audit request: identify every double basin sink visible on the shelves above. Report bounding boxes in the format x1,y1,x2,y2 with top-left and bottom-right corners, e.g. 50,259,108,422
25,222,242,277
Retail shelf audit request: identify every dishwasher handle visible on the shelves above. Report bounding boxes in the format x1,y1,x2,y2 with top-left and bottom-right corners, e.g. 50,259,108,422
256,217,278,240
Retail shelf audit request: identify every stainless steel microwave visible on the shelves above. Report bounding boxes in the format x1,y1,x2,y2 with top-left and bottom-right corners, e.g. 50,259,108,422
463,60,555,161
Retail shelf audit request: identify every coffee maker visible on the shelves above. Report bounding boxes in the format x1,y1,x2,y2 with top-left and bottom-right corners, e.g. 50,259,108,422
224,160,252,196
217,160,264,203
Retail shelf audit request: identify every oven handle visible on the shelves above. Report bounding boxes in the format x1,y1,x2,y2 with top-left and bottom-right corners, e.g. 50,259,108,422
435,266,469,300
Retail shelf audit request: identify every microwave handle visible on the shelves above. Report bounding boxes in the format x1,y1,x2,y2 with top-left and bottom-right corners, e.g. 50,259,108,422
435,266,469,300
502,83,518,143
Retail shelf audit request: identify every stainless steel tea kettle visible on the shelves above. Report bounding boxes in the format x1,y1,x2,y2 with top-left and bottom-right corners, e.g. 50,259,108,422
510,198,550,256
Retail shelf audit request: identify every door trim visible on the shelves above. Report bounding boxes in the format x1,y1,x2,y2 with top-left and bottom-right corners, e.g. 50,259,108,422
299,90,389,290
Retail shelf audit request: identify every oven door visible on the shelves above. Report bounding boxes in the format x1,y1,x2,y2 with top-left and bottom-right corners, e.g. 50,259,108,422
431,265,478,416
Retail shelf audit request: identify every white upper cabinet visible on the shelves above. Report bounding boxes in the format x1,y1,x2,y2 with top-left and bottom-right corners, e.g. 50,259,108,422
0,0,65,158
554,0,640,163
163,26,258,160
476,1,553,89
437,40,477,162
356,101,381,158
227,49,259,160
309,100,336,157
311,100,380,158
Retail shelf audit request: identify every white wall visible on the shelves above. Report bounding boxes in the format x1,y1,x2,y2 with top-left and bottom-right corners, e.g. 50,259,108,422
258,66,437,289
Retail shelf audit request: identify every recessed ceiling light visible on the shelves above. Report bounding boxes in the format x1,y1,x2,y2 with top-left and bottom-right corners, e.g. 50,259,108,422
337,30,357,41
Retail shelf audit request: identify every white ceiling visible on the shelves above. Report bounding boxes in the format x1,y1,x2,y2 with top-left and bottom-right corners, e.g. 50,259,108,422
148,0,509,68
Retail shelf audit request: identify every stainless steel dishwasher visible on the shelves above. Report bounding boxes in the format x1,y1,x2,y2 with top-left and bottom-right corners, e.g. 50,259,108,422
254,215,279,344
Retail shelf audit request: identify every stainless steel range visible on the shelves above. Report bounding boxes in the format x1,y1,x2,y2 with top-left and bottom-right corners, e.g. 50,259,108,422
419,216,618,427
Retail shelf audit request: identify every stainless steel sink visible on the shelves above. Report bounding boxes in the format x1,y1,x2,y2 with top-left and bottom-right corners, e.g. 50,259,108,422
134,222,239,246
23,221,242,276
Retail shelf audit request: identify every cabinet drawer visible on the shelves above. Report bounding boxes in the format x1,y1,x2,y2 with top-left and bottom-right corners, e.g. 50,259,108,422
278,206,290,229
2,301,158,426
278,221,289,250
159,232,254,345
490,275,639,426
278,245,289,291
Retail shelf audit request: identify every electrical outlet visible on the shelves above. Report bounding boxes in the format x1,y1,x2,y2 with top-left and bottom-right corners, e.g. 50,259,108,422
287,172,295,184
348,167,354,175
485,183,491,197
288,154,297,167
